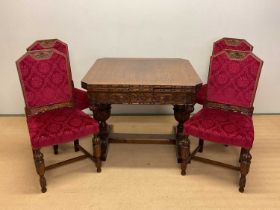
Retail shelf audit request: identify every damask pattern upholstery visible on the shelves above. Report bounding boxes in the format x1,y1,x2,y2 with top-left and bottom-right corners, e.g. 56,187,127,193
185,51,263,149
16,49,99,149
196,84,207,105
27,39,68,55
196,37,253,105
73,88,90,110
207,51,263,108
184,108,254,148
212,37,253,55
27,39,90,110
27,107,99,149
17,50,72,109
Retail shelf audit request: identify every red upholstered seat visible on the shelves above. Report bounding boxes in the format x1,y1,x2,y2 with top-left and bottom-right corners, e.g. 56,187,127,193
27,39,89,110
184,107,253,148
27,107,99,149
196,38,253,105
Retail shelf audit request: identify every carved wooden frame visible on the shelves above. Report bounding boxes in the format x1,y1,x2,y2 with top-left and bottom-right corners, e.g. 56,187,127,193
82,83,201,105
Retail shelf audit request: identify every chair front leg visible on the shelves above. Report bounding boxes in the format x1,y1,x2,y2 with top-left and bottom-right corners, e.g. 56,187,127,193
180,136,190,176
93,135,102,173
33,149,47,193
239,148,252,193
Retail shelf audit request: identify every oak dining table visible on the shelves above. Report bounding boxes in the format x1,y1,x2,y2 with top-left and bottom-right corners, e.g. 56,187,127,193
81,58,202,161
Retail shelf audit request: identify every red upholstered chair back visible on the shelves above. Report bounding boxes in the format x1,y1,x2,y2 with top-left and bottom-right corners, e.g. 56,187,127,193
16,49,73,115
27,39,73,80
207,50,263,109
27,39,69,56
212,38,253,55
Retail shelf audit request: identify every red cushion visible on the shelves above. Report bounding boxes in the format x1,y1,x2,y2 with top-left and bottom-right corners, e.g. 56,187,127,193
73,88,90,110
27,107,99,149
196,84,207,105
184,108,254,149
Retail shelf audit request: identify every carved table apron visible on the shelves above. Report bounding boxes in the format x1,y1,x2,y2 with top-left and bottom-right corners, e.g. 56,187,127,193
82,58,202,161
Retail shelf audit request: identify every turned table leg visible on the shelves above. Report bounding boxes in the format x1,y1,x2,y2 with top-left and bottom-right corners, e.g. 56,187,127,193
173,104,194,162
91,104,111,161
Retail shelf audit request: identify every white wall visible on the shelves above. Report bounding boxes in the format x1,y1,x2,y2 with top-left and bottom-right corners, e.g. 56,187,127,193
1,0,279,114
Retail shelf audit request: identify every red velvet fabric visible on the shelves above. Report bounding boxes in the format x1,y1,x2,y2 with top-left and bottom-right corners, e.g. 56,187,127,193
27,107,99,149
207,52,263,108
196,84,207,105
184,108,254,148
27,40,68,55
17,51,72,109
213,38,253,55
73,88,90,110
196,38,253,105
27,39,90,110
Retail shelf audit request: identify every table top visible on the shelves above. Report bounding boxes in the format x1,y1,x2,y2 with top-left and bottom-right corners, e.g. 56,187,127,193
82,58,202,88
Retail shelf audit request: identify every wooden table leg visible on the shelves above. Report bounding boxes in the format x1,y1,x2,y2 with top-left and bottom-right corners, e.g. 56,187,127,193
173,104,194,163
91,104,111,161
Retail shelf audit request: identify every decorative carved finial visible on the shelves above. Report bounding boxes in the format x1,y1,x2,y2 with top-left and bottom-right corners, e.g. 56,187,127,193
228,51,247,59
40,39,57,48
30,50,52,59
224,38,241,46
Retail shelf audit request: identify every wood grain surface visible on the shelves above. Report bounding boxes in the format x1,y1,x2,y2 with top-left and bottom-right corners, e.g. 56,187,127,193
82,58,202,87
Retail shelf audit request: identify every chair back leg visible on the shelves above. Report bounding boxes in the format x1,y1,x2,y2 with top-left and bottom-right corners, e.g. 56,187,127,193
33,149,47,193
198,139,204,153
53,145,58,154
74,139,80,152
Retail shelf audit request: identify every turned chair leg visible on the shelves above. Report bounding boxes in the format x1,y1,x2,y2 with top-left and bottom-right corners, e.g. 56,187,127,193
33,149,47,193
239,148,245,163
53,145,58,155
180,136,190,176
74,139,80,152
239,148,252,193
198,139,204,153
93,135,102,173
